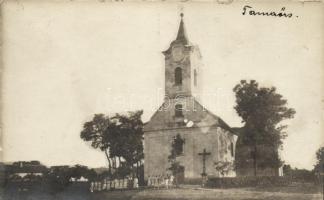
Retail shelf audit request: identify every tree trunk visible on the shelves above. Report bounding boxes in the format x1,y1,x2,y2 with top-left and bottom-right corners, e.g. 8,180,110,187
104,150,113,189
113,157,117,169
104,150,112,174
136,162,139,179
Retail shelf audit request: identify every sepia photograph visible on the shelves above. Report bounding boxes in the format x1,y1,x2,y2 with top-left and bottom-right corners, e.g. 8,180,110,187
0,1,323,199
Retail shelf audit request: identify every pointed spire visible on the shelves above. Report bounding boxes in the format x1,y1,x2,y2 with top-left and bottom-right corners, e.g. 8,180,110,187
176,13,189,44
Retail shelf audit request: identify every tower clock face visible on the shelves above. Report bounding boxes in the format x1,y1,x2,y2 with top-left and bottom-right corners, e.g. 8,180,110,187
172,46,184,61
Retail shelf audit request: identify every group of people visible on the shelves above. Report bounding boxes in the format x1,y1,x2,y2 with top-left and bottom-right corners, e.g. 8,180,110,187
147,174,175,189
90,177,139,192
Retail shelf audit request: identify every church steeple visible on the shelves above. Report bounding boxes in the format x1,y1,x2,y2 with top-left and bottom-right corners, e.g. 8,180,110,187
175,13,189,44
163,13,203,99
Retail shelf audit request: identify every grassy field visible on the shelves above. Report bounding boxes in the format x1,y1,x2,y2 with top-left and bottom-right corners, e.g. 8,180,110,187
2,183,323,200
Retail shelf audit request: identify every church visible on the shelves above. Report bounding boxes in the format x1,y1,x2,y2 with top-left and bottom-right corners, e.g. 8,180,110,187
143,14,238,182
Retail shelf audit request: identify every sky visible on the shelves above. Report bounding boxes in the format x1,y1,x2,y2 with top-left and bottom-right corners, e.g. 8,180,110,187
1,1,323,170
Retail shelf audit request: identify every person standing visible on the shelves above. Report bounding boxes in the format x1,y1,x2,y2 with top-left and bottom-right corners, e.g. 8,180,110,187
165,174,169,189
170,174,174,188
133,177,139,189
147,175,151,187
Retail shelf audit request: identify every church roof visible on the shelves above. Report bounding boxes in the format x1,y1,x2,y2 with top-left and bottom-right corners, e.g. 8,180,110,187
231,127,243,135
193,100,236,133
144,98,236,135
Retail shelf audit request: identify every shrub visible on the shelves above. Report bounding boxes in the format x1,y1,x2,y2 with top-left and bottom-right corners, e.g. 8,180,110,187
206,176,292,188
183,178,202,185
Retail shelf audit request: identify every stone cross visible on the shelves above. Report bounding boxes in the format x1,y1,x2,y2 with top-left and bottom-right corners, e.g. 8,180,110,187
198,148,211,176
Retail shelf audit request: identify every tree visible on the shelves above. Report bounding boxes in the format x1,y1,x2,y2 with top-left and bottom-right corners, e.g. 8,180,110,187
80,114,112,171
80,110,144,179
43,166,72,193
282,164,292,176
69,165,97,181
112,111,144,179
233,80,295,176
314,146,324,173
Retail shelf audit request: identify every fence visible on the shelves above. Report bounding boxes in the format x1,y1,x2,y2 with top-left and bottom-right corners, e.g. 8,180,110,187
90,178,138,192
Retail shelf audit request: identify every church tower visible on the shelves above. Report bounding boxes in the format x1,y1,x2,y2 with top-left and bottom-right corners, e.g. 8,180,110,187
163,13,203,99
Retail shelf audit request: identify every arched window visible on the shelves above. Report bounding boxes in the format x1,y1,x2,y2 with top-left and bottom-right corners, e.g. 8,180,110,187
194,69,197,86
175,67,182,85
175,104,183,117
173,134,185,156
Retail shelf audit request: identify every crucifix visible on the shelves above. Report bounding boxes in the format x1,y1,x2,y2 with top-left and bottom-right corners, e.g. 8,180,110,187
198,148,211,176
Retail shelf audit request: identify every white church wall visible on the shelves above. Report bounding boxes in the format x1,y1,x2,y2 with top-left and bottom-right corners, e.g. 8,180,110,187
144,126,236,180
